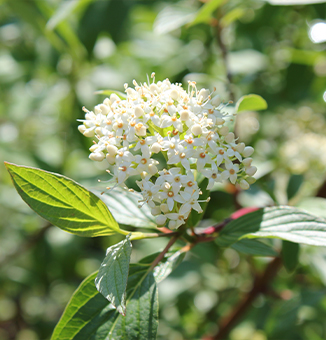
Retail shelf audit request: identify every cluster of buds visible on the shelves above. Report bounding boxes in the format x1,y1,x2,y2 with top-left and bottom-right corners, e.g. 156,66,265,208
78,73,257,229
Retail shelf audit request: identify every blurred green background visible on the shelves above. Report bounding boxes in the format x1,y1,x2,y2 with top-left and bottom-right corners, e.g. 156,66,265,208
1,0,326,339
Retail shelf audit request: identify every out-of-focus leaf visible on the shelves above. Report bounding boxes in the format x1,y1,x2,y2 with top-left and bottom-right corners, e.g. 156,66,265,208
94,89,127,99
216,206,326,247
220,8,245,27
287,174,304,201
236,94,268,113
231,239,278,257
154,4,196,34
95,235,132,316
267,0,326,5
154,250,186,283
288,48,322,65
282,240,299,272
296,197,326,219
51,265,158,340
93,188,157,229
188,0,225,27
5,163,121,237
46,0,94,30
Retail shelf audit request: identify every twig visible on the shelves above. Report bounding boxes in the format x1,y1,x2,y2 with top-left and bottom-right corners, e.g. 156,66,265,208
149,235,179,271
202,257,282,340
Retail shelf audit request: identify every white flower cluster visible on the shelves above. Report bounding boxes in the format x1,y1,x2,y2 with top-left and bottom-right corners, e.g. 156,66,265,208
78,74,257,229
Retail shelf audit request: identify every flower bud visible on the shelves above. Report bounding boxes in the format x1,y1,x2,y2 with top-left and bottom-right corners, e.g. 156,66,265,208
225,132,235,143
242,157,253,167
219,126,229,136
134,106,144,118
170,89,179,101
110,93,120,103
215,118,225,125
211,95,221,106
156,214,167,225
151,143,161,153
168,220,177,229
150,83,160,94
151,207,161,216
83,129,95,137
239,179,250,190
236,142,245,153
243,146,254,157
180,110,190,121
160,204,169,213
191,124,202,136
107,145,118,156
246,176,256,184
246,166,257,176
198,88,210,102
148,164,158,175
99,104,109,115
89,152,105,161
78,125,86,134
106,154,116,164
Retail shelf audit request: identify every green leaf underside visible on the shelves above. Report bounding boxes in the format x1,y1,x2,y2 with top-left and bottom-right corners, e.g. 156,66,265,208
153,250,186,283
5,163,120,237
236,94,268,113
216,206,326,248
231,239,278,257
95,236,132,316
51,265,158,340
93,188,157,229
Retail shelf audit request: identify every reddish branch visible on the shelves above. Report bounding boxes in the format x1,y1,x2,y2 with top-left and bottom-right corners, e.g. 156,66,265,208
203,257,282,340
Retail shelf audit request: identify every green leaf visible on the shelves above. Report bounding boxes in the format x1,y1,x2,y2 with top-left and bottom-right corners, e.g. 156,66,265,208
94,188,157,229
220,8,245,27
231,239,278,257
153,250,186,283
188,0,225,27
287,174,304,201
95,89,127,99
235,94,268,113
216,206,326,247
51,265,158,340
95,235,132,316
5,163,121,237
281,240,299,272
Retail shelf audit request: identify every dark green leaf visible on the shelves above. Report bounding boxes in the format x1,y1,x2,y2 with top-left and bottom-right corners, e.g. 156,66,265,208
5,163,121,237
236,94,268,113
287,174,304,201
94,188,157,229
216,206,326,247
95,235,132,316
231,239,278,257
281,240,299,272
51,265,158,340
